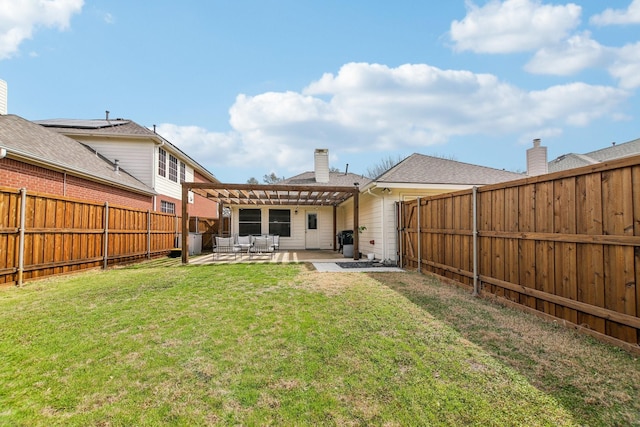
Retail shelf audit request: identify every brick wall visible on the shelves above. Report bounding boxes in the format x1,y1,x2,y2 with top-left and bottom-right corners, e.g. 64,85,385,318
0,158,153,210
190,170,218,217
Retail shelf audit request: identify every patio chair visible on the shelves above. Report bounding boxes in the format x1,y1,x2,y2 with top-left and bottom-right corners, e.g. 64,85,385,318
271,235,280,252
236,235,253,256
250,236,275,259
213,236,240,260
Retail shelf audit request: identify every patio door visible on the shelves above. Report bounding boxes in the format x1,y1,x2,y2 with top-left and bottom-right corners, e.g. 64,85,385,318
305,211,320,249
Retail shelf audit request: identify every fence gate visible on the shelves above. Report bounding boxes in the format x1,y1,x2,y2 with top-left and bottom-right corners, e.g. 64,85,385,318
400,199,419,271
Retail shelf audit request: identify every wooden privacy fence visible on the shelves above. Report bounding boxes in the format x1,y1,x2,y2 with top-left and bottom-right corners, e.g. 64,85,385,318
399,155,640,349
0,186,179,286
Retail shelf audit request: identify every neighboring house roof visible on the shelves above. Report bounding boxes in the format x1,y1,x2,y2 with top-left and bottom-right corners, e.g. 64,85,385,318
549,138,640,173
280,171,372,188
0,114,155,195
372,153,523,186
36,118,218,183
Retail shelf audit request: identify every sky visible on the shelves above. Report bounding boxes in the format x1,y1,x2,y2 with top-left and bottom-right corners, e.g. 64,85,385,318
1,0,639,183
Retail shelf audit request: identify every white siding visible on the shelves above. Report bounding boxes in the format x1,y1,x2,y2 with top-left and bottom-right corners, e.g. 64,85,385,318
230,205,336,250
358,192,383,260
73,137,155,187
357,187,466,262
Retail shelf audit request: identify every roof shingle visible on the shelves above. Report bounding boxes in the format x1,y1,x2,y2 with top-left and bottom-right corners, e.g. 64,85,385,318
0,114,155,194
375,153,523,185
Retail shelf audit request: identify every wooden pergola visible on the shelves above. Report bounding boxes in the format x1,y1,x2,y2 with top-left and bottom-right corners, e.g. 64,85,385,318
180,182,361,263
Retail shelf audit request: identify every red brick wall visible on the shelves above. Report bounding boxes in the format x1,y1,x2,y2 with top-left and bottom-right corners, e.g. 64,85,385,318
190,170,218,218
1,158,153,210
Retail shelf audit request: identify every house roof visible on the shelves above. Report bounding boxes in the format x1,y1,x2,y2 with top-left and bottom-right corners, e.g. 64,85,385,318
36,118,219,183
0,114,155,195
373,153,523,185
549,138,640,173
280,171,372,188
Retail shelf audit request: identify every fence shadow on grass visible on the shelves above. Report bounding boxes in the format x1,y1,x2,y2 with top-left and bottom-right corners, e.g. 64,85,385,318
369,271,640,427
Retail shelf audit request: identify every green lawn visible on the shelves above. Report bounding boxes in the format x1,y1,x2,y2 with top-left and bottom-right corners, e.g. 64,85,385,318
0,262,638,426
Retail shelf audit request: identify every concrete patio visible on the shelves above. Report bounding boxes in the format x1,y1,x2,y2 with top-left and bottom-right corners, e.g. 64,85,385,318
187,249,403,272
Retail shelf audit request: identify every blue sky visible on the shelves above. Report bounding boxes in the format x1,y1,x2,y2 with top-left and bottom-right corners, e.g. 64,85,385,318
1,0,639,183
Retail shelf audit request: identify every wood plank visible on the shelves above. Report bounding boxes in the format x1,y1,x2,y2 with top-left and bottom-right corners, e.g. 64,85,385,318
492,189,505,297
460,194,472,286
535,181,555,315
479,274,640,330
503,186,519,302
602,168,636,342
478,230,640,246
478,191,493,293
576,173,606,333
518,183,537,308
554,177,578,324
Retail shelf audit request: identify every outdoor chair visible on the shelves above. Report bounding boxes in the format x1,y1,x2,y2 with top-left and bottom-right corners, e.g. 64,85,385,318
271,235,280,251
250,236,275,259
213,236,240,260
236,235,253,256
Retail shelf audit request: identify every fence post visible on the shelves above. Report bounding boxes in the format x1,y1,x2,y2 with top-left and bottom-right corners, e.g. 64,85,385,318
17,188,26,286
472,186,479,297
103,202,109,269
147,209,151,260
416,197,421,273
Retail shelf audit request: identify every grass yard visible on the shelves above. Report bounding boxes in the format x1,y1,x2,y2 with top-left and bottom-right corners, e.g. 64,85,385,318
0,262,638,426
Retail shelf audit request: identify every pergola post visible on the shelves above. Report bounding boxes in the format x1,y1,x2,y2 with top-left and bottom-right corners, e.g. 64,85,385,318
333,205,337,251
218,201,224,235
181,184,189,264
353,189,359,260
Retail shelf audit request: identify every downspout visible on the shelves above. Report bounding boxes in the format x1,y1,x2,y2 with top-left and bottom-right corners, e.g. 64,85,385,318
472,186,479,297
17,188,26,286
367,188,385,260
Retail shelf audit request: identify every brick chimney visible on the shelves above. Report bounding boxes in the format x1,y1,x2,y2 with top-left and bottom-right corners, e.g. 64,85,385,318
526,138,548,176
314,148,330,183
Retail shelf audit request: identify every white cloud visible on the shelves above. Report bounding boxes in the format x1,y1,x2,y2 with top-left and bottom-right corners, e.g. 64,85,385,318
609,42,640,89
450,0,581,54
0,0,83,60
159,62,629,179
524,32,611,75
591,0,640,26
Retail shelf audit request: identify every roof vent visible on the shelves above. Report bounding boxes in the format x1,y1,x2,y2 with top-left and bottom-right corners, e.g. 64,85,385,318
114,159,120,172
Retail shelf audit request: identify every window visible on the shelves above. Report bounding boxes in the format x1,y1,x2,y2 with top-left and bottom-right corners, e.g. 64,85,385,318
269,209,291,237
180,162,186,183
307,212,318,230
239,208,261,235
158,148,166,177
161,200,175,214
169,154,178,182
